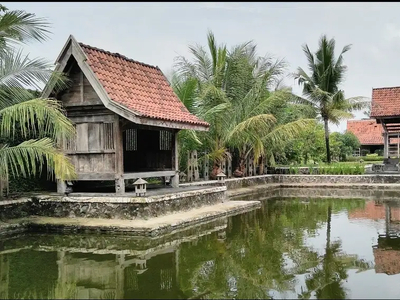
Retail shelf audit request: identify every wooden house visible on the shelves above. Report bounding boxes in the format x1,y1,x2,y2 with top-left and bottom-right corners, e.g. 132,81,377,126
370,86,400,158
43,35,209,194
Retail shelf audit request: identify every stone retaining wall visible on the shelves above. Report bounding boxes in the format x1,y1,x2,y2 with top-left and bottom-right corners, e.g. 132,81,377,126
225,174,400,189
0,186,226,221
0,198,32,221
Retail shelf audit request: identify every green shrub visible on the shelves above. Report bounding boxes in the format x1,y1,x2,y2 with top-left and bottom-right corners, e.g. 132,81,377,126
366,153,378,157
346,155,383,162
362,156,384,161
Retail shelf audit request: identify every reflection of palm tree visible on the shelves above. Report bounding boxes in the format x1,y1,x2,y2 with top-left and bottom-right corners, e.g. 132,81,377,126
300,205,372,299
179,199,371,299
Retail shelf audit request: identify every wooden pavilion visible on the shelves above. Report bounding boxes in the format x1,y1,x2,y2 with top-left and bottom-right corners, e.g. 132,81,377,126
370,86,400,158
43,35,209,194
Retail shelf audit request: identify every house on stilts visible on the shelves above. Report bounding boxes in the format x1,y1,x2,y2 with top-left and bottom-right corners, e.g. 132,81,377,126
370,86,400,159
43,35,209,194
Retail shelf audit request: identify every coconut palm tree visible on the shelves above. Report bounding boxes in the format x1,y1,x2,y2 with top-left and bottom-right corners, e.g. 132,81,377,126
294,35,368,163
174,31,313,176
0,6,75,196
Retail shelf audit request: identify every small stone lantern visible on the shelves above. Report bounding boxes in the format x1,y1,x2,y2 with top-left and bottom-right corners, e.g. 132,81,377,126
216,172,226,184
179,172,187,183
134,178,148,196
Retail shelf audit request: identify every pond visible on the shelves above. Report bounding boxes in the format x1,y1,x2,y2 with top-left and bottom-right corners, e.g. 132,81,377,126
1,196,400,299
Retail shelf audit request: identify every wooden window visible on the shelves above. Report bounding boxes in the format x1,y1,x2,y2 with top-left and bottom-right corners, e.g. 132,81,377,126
125,128,137,151
103,122,114,150
64,125,77,151
159,130,172,150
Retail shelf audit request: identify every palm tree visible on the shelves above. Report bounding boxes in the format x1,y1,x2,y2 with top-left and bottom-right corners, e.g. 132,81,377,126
0,6,76,197
294,35,368,163
174,31,313,176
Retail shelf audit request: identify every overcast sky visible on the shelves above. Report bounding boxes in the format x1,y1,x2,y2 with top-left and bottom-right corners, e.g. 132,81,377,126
5,2,400,132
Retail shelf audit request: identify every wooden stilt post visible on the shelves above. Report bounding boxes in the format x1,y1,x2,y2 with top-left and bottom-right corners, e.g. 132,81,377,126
114,115,125,194
171,130,179,188
204,154,209,180
227,155,232,178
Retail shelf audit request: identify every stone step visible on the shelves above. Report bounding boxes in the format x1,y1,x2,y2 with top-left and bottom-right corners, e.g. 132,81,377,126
8,200,261,237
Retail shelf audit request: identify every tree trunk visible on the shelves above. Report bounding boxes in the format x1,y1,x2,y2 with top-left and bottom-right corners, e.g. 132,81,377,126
259,155,265,175
324,118,331,164
326,204,332,250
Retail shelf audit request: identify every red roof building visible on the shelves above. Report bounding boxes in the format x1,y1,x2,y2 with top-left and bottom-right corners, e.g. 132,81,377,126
346,119,384,146
370,86,400,158
370,86,400,118
43,35,209,194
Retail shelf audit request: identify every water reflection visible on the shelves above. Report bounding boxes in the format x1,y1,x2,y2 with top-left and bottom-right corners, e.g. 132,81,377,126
2,197,400,299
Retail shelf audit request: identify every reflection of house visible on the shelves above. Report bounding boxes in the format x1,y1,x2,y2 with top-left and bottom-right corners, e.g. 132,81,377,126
348,200,400,222
351,200,400,275
0,224,228,299
373,248,400,275
56,247,180,299
373,236,400,275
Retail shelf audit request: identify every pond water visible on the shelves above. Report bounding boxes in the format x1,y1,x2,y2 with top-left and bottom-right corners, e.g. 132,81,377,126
1,196,400,299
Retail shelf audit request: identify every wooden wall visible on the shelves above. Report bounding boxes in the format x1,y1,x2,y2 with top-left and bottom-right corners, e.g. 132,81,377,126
60,59,118,180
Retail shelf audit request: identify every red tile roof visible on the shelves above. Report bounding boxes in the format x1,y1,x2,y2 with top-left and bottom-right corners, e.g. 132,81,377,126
371,86,400,118
78,43,209,128
346,119,384,145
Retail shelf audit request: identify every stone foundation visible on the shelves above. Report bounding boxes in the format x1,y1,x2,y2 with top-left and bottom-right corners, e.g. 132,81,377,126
0,199,32,221
1,186,226,221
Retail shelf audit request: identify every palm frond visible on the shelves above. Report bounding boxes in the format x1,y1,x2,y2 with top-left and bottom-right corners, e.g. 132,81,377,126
207,30,218,75
0,98,75,143
225,114,277,146
327,109,353,125
171,75,198,113
0,48,62,92
0,138,76,181
188,44,213,82
263,119,315,148
0,9,51,45
203,102,231,120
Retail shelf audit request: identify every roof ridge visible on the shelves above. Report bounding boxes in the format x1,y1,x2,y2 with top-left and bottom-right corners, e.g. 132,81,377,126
347,119,375,122
372,86,400,90
78,42,160,70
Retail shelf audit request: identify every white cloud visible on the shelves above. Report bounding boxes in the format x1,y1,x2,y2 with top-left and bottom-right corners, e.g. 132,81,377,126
384,23,400,41
199,2,259,13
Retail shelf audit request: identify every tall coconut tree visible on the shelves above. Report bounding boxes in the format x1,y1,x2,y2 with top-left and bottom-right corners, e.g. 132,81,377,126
294,35,368,163
0,6,75,196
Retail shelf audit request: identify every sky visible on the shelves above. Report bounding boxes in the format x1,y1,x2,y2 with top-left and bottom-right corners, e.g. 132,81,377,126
4,2,400,132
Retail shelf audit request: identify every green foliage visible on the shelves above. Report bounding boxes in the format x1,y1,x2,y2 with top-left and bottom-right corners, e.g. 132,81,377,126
173,31,313,172
330,131,360,161
0,6,76,196
346,154,383,162
366,153,378,157
361,156,384,162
